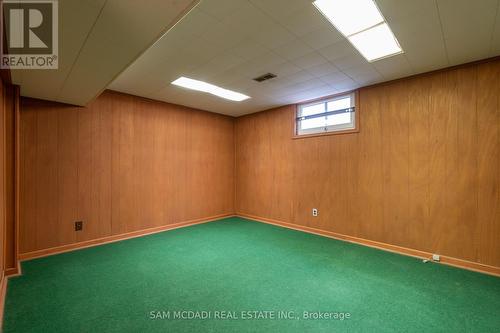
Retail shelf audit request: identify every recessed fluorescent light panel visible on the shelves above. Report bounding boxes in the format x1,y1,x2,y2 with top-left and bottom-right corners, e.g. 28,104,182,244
313,0,403,62
171,77,250,102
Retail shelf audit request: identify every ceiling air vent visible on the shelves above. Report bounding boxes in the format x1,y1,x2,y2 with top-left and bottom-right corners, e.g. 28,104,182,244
253,73,277,82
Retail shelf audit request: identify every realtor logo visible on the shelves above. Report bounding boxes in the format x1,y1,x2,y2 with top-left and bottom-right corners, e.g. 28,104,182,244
1,0,58,69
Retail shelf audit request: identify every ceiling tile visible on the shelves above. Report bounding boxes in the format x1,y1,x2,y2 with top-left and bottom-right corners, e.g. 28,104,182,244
279,70,315,86
271,61,303,78
188,53,246,81
331,53,368,71
300,26,344,50
249,0,310,18
200,22,247,51
230,39,270,61
197,0,246,20
252,21,297,49
272,39,314,61
386,6,449,72
169,8,218,38
342,64,383,85
276,3,329,37
16,0,198,106
280,85,338,104
220,1,272,37
231,51,285,78
331,78,359,91
376,0,437,22
218,76,262,92
318,71,352,85
438,0,498,65
12,0,107,99
305,62,340,78
284,78,330,94
108,0,500,116
318,40,357,62
291,52,328,69
492,1,500,52
373,54,415,80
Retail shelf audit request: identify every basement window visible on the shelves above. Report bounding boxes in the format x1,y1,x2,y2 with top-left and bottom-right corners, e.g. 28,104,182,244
295,92,357,137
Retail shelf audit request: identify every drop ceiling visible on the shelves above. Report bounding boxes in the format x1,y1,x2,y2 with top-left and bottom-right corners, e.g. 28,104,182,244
10,0,199,106
13,0,500,116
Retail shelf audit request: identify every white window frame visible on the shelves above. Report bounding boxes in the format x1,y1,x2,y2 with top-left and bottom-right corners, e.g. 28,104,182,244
295,92,356,136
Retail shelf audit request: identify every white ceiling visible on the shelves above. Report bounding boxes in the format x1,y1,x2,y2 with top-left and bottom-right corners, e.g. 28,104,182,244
11,0,198,106
109,0,500,116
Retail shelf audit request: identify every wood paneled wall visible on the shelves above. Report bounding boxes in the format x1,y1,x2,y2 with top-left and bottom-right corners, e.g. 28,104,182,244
235,60,500,268
0,78,6,281
3,84,17,273
17,60,500,269
19,91,234,254
1,79,18,278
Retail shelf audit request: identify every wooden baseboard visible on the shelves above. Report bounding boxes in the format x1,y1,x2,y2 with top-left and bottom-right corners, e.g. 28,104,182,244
16,212,500,277
4,267,20,277
237,213,500,277
19,213,235,261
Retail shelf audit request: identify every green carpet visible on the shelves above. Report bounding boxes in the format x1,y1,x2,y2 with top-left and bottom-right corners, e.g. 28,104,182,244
4,217,500,332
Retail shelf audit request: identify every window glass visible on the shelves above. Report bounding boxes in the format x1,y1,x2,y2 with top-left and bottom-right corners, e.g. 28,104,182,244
296,92,356,136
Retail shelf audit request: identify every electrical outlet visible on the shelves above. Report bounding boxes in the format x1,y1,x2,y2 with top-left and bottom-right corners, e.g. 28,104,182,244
312,208,318,217
75,221,83,231
432,254,440,262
